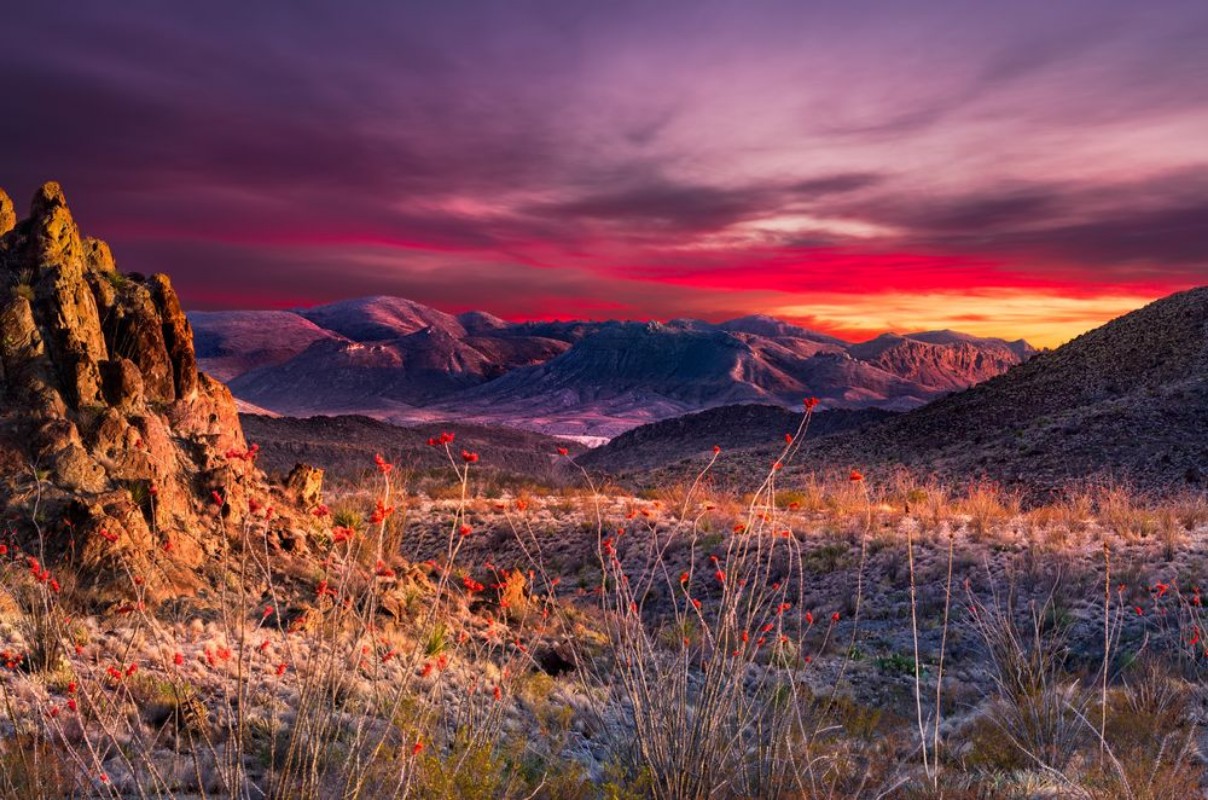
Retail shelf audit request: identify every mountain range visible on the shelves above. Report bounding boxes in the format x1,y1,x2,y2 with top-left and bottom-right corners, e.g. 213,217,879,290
589,286,1208,495
191,296,1035,438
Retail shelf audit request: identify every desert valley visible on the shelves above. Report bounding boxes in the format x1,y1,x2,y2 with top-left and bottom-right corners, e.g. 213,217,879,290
2,1,1207,798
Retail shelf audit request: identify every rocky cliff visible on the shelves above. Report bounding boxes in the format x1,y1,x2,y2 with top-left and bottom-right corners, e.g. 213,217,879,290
0,183,312,598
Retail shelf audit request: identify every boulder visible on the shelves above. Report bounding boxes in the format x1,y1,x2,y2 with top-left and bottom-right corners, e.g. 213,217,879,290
99,358,145,410
285,463,324,507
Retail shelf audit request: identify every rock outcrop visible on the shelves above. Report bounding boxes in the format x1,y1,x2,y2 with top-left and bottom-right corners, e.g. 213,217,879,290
0,182,314,599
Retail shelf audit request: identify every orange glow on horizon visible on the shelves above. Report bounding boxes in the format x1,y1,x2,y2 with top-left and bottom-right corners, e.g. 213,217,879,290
770,289,1168,348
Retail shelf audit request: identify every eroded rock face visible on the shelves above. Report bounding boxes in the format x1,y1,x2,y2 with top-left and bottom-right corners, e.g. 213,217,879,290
0,182,310,599
285,463,324,508
0,189,14,237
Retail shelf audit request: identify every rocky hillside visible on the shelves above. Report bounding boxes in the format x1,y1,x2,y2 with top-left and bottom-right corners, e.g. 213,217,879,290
660,286,1208,496
576,404,896,475
241,413,584,484
192,300,1034,437
0,183,317,599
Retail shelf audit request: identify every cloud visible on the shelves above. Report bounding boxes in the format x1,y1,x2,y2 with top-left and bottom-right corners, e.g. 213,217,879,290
787,173,886,196
838,168,1208,281
0,0,1204,346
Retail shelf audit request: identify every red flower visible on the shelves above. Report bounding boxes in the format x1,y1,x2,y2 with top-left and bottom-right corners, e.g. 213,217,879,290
461,450,479,464
712,444,721,454
459,525,472,537
373,453,393,474
370,500,395,524
275,663,288,676
803,397,819,411
312,504,330,518
849,469,864,482
412,741,424,756
714,569,726,583
679,572,690,584
772,461,782,471
211,490,225,506
67,698,77,712
784,433,793,444
557,447,569,456
831,612,841,622
439,431,455,444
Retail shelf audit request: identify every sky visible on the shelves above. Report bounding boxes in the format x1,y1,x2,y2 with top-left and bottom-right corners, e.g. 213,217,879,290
1,1,1206,347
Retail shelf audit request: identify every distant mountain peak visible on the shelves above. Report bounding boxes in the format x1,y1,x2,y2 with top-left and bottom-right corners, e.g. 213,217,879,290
297,295,466,341
457,310,509,334
190,293,1039,437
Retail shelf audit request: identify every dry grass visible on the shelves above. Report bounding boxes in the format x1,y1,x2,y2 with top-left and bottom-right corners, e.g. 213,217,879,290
0,433,1206,798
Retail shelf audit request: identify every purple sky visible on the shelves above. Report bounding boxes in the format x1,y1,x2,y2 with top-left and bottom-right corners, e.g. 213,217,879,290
2,0,1206,345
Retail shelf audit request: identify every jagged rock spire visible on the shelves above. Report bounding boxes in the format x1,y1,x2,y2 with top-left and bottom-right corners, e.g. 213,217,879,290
0,182,303,600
